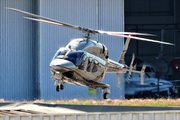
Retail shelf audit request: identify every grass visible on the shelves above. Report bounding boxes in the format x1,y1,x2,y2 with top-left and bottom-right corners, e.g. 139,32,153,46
1,98,180,107
30,99,180,107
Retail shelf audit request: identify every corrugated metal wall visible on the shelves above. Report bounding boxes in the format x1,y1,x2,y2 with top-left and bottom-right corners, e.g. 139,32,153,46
97,0,124,99
0,0,39,100
1,111,180,120
39,0,124,100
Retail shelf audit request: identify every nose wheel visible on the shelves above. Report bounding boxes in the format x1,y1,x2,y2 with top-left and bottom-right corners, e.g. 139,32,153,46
56,85,60,92
60,84,64,90
56,83,64,92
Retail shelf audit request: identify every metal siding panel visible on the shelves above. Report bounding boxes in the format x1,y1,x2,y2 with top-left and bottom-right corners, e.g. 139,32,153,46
39,0,124,100
0,0,37,100
39,0,98,100
0,112,180,120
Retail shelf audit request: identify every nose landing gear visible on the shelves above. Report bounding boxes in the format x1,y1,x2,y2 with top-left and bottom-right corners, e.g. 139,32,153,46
53,79,64,92
56,84,64,92
60,84,64,90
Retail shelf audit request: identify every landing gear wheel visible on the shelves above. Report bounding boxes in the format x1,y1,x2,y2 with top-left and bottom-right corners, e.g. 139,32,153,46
103,92,108,99
60,84,64,90
56,85,60,92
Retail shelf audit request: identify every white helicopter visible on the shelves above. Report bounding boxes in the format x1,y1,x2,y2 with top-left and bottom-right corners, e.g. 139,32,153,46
6,7,174,99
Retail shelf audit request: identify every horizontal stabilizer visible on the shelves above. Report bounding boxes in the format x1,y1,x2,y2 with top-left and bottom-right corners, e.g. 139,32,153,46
126,64,146,84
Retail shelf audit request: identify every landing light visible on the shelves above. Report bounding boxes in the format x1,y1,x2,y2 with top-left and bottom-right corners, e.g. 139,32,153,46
176,66,178,69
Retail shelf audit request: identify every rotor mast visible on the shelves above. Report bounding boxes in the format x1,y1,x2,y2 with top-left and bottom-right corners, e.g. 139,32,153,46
80,28,96,40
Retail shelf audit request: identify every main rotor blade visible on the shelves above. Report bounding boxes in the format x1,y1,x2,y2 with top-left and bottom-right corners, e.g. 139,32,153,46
5,7,81,31
24,17,64,26
6,7,155,36
6,7,98,34
98,30,156,36
106,33,175,45
6,7,174,46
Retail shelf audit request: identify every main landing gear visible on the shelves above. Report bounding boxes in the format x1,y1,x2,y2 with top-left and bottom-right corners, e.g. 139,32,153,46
102,88,110,99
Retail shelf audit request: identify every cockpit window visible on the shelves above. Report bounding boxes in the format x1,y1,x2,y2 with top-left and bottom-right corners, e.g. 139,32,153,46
64,51,83,66
53,49,68,59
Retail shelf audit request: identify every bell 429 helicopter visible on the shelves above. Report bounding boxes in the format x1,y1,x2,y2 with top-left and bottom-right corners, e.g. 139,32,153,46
6,7,174,99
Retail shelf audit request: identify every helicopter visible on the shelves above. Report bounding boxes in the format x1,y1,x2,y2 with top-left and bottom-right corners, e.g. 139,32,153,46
6,7,174,99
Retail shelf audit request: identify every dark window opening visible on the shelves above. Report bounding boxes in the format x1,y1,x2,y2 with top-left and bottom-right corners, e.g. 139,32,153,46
78,54,87,70
92,60,98,73
87,57,92,72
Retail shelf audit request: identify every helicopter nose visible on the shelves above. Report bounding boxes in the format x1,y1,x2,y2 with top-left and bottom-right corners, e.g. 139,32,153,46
49,59,76,71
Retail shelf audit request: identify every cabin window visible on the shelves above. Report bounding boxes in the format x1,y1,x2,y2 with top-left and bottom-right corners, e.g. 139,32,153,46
92,59,98,73
102,45,105,54
78,54,87,70
145,67,152,72
87,57,93,72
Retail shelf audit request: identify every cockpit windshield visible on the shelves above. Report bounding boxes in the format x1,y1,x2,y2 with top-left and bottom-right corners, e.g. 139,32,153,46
53,49,68,59
64,51,83,66
53,50,84,66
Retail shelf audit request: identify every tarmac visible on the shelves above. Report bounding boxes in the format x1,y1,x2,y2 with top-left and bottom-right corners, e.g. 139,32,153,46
1,102,180,115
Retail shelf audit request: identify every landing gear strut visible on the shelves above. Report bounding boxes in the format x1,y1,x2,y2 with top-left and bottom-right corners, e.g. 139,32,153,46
60,84,64,90
102,88,110,99
53,79,64,92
